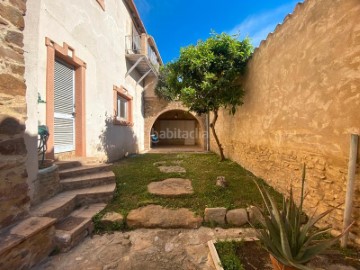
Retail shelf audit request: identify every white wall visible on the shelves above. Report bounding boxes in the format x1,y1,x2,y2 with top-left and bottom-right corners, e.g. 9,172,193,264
24,0,150,195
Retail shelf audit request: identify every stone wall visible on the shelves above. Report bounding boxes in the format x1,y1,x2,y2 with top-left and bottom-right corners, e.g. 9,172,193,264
210,0,360,244
144,78,208,151
0,0,29,229
144,97,207,150
31,164,60,206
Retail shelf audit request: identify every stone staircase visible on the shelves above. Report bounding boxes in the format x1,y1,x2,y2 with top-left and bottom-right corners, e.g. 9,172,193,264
0,159,116,269
30,160,116,252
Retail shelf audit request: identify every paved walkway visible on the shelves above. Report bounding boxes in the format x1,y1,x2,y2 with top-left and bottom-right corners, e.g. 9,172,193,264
37,227,257,270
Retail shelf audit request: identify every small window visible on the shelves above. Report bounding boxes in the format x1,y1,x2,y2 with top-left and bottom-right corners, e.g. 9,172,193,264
113,85,133,126
117,95,128,120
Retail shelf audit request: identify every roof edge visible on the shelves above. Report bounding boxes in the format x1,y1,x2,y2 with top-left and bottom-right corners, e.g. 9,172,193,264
252,0,309,54
123,0,163,66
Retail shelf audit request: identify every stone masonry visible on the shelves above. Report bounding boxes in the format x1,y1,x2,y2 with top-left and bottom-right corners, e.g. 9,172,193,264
0,0,29,229
210,0,360,244
143,78,207,151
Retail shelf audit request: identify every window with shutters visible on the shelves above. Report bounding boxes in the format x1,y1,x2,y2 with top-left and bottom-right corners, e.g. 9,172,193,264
113,85,133,126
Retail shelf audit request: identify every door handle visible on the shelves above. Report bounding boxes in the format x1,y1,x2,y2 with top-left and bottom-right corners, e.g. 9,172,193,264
72,112,76,117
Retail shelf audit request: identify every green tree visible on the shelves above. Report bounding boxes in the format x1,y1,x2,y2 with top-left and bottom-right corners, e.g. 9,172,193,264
155,33,253,161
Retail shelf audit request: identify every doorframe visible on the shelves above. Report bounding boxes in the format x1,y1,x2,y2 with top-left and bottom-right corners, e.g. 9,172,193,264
45,37,86,159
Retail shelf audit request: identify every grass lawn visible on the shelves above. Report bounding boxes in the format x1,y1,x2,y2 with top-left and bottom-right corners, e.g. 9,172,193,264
103,152,282,219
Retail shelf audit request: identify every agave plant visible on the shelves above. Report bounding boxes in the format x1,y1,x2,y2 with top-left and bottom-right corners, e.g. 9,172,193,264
253,165,352,270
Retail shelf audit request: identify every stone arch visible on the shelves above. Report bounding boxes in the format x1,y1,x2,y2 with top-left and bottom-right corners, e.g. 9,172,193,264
144,101,207,150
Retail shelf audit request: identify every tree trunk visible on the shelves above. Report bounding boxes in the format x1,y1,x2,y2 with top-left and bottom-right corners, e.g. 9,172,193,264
210,109,225,161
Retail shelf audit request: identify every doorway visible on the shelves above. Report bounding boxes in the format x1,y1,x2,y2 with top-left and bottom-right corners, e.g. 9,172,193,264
53,59,75,153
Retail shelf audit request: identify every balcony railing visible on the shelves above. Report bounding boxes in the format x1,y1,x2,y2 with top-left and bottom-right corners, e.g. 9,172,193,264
125,34,142,54
125,34,160,71
148,45,159,70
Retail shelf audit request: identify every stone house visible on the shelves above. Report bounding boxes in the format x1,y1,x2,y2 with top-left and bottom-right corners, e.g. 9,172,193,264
0,0,359,268
24,0,163,192
0,0,185,268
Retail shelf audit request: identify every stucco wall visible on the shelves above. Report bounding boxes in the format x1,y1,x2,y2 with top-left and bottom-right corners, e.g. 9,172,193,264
24,0,152,198
210,0,360,244
0,0,29,229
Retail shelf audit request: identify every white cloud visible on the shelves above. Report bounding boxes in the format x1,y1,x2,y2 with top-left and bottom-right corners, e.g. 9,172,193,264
228,1,301,47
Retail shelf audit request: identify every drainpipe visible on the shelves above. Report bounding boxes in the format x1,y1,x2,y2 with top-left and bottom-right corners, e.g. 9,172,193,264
341,134,358,248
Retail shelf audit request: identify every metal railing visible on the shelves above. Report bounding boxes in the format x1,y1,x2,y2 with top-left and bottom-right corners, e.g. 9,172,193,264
125,35,142,54
125,34,160,70
148,45,159,70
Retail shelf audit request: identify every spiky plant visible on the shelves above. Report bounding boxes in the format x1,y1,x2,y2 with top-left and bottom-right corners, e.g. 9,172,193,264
254,165,352,270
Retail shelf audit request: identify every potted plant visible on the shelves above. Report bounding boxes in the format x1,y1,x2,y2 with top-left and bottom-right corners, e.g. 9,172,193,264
253,165,353,270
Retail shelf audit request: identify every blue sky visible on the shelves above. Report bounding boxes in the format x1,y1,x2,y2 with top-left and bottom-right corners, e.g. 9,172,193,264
134,0,302,63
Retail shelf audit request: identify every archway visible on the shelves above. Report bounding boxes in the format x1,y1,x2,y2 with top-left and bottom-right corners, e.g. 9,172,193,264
149,109,205,150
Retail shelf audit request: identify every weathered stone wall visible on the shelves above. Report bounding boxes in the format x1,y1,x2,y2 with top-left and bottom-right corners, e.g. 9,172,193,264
31,165,60,206
0,219,55,269
144,77,207,150
210,0,360,244
0,0,29,229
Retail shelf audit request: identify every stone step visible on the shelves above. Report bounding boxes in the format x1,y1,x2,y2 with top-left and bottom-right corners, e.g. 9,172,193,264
54,203,106,252
55,160,83,171
30,183,116,221
0,217,56,270
61,171,115,191
59,164,112,179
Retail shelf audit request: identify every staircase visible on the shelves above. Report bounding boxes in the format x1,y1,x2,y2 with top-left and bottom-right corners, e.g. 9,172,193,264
0,159,116,269
30,159,116,252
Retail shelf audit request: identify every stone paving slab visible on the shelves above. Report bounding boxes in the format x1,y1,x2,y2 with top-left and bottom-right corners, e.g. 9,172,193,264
127,205,202,229
37,227,257,270
148,178,194,196
158,166,186,173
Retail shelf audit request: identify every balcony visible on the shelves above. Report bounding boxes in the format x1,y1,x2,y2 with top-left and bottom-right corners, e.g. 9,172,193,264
125,34,162,83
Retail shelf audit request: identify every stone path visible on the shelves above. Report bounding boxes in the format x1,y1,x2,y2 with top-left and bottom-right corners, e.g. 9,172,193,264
158,166,186,173
126,205,202,229
148,178,193,196
37,227,257,270
153,160,187,173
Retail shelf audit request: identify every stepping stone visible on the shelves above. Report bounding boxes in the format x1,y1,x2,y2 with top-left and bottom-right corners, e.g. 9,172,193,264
204,208,227,225
171,160,183,165
101,212,124,226
153,160,183,167
158,166,186,173
226,209,248,226
153,161,167,167
148,178,193,196
126,205,202,229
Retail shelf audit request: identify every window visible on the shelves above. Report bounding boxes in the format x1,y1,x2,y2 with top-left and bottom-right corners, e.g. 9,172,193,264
117,95,128,120
113,85,133,126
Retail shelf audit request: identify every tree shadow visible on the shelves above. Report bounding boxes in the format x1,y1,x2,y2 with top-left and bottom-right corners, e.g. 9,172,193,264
98,114,138,162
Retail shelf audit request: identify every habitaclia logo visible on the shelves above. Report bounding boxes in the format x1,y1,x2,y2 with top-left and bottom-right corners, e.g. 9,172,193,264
154,128,208,140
